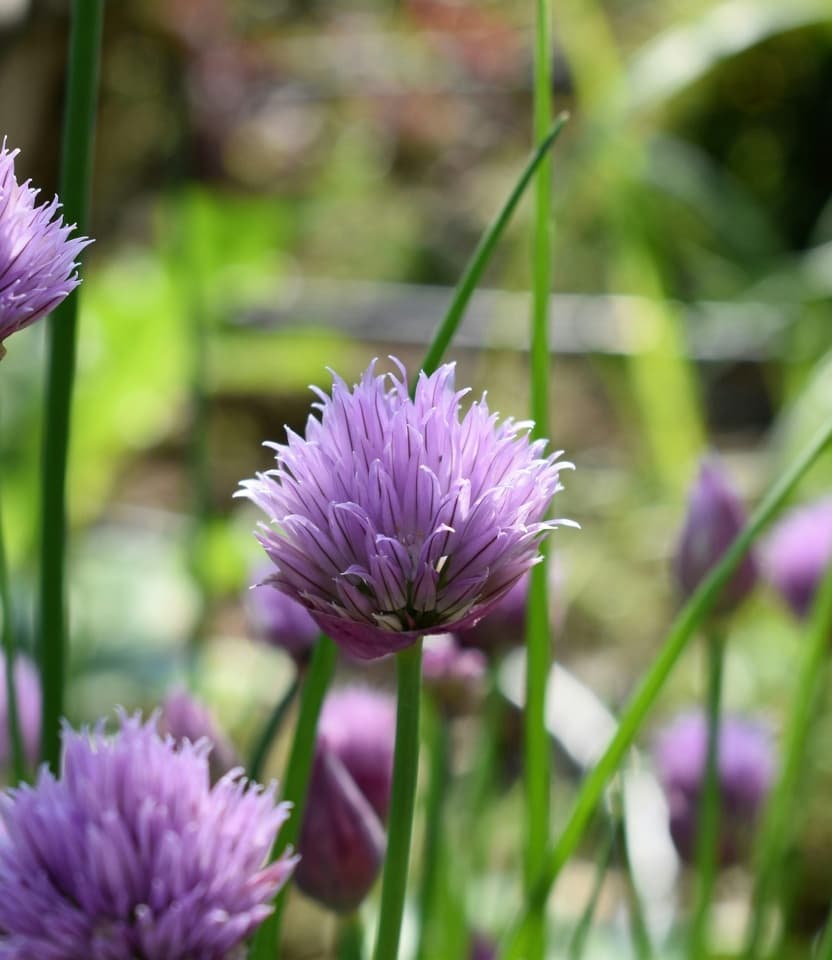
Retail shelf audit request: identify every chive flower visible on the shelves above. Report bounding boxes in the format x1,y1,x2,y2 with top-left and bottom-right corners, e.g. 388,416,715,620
158,687,239,783
0,141,90,357
764,498,832,619
654,712,775,866
0,654,41,776
422,633,487,715
245,563,320,665
674,457,757,614
238,359,573,659
0,712,296,958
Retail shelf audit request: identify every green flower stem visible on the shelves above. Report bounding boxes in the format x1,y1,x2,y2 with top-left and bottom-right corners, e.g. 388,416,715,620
743,554,832,959
249,635,337,960
618,810,653,960
38,0,104,773
0,487,25,784
372,640,423,960
524,0,555,954
688,628,725,960
415,701,449,960
568,822,615,960
337,913,365,960
419,113,568,380
248,673,301,784
500,419,832,959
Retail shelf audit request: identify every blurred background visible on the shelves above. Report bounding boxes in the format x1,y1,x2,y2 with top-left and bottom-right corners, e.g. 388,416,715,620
1,0,831,955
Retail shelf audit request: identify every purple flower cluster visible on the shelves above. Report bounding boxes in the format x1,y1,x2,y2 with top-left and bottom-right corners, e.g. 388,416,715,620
239,359,572,659
0,712,295,959
764,498,832,619
0,142,90,356
0,655,41,775
245,564,320,664
295,686,395,912
654,711,775,866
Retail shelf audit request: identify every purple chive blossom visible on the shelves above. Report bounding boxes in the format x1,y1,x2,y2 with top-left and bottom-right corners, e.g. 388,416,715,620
0,141,91,356
0,655,41,775
238,359,573,660
318,686,396,822
158,687,239,783
764,498,832,619
294,747,386,913
674,457,757,615
422,633,487,715
245,563,320,665
654,712,775,866
0,712,296,960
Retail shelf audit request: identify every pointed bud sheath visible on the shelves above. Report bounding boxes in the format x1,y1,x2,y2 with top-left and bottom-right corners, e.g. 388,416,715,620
764,498,832,619
245,566,320,665
295,748,386,913
654,712,775,866
674,458,758,615
318,686,396,822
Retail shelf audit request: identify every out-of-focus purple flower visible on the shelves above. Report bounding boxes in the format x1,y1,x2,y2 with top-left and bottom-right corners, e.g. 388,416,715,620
245,563,320,664
238,359,573,660
158,687,239,782
654,712,775,866
0,654,41,774
294,747,386,913
764,498,832,619
317,686,396,822
674,457,757,614
0,711,296,959
0,141,91,357
469,932,497,960
422,633,487,715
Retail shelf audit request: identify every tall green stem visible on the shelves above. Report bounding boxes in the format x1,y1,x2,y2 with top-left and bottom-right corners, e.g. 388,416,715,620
420,113,568,379
743,555,832,959
688,629,725,960
415,701,449,960
338,913,365,960
816,907,832,960
500,419,832,958
249,636,337,960
568,822,616,960
248,673,301,784
38,0,104,773
372,640,423,960
0,485,25,784
524,0,554,955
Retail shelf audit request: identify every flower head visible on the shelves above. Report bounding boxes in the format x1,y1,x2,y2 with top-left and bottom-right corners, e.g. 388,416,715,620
422,633,487,715
245,564,320,664
764,498,832,619
0,654,41,776
0,712,296,959
674,457,757,614
654,712,775,866
238,359,573,659
158,687,239,783
0,142,91,356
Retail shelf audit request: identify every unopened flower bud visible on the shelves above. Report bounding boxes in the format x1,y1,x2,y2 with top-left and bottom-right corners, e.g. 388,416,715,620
423,633,487,715
764,498,832,619
245,564,320,665
674,458,757,614
158,688,239,782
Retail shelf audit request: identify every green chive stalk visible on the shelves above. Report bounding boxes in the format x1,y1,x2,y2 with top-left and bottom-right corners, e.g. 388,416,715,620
248,673,301,784
249,635,337,960
688,629,725,960
500,419,832,958
0,485,25,783
415,700,450,960
743,555,832,959
524,0,555,955
372,640,423,960
337,913,365,960
38,0,104,773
